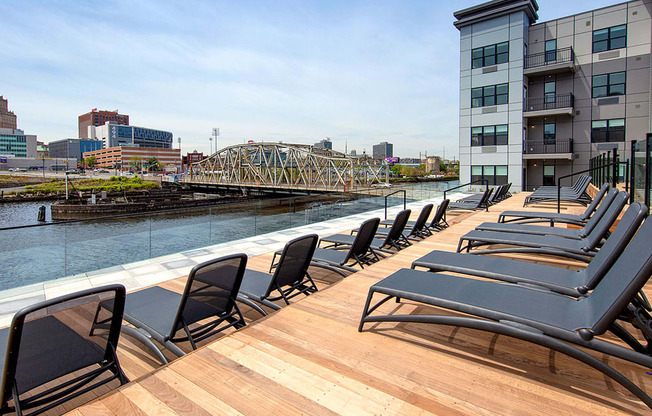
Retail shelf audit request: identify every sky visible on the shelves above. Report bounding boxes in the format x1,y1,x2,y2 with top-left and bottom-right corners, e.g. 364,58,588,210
0,0,622,159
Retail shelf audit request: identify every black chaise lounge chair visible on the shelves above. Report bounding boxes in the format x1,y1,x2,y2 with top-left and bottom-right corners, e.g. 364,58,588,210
456,191,628,259
412,202,647,297
498,182,609,225
376,203,433,240
310,217,381,276
458,183,511,205
359,217,652,409
97,253,247,364
237,234,318,317
0,285,128,416
321,209,412,254
474,188,619,239
523,174,592,206
447,187,493,212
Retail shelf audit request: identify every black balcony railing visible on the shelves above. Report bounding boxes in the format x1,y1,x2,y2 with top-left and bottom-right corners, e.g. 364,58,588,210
524,47,574,69
525,93,574,112
523,138,573,154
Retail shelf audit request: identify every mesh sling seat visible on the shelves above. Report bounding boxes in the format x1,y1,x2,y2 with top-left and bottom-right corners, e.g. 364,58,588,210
95,253,248,365
359,224,652,409
458,183,510,205
447,188,493,212
376,204,433,240
475,188,619,239
0,285,128,416
310,218,381,277
456,191,628,260
322,209,412,254
411,202,647,297
237,234,319,317
523,175,592,206
498,182,609,225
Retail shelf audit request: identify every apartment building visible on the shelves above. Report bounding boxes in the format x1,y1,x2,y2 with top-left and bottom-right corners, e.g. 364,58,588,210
455,0,651,191
89,122,173,149
83,146,181,171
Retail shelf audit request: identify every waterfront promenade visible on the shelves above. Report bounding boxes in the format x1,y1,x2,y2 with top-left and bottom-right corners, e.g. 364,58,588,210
61,190,651,415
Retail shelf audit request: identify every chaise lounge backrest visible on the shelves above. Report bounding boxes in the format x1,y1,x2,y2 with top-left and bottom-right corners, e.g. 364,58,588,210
430,199,449,228
268,234,319,298
171,253,248,340
583,191,628,250
577,188,618,237
582,202,648,290
384,209,411,245
411,204,433,234
347,218,380,263
583,216,652,337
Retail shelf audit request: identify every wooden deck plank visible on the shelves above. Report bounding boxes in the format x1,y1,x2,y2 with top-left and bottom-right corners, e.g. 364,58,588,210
65,191,651,415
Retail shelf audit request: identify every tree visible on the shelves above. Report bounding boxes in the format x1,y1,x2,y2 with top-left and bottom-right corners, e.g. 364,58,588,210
146,157,162,172
129,155,143,170
85,156,97,168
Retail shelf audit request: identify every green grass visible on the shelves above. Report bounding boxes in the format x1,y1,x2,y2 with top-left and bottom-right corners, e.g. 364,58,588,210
14,176,159,195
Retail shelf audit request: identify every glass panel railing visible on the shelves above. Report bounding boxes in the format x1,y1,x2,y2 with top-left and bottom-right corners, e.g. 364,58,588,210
0,182,453,291
632,140,646,205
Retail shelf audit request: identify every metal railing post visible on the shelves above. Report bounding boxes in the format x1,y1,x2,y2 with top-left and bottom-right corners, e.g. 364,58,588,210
557,176,561,213
612,148,618,188
630,140,637,204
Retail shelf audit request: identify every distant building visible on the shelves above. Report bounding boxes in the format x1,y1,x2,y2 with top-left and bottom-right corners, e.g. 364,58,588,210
314,138,332,150
0,156,76,171
183,151,205,167
425,156,441,173
78,109,129,139
0,128,37,158
36,142,49,158
83,146,181,171
373,142,393,159
0,96,17,130
49,138,103,164
89,122,173,149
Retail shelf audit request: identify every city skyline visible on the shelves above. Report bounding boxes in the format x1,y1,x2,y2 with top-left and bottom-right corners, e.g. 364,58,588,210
1,0,620,158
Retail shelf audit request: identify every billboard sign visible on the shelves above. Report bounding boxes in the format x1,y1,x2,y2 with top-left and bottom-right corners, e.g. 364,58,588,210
384,157,399,164
0,157,6,164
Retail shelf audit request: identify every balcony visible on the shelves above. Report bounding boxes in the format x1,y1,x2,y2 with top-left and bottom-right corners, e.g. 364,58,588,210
524,47,575,76
524,93,574,118
523,138,574,160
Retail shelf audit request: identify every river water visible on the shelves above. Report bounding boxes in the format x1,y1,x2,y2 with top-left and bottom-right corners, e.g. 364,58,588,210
0,181,457,290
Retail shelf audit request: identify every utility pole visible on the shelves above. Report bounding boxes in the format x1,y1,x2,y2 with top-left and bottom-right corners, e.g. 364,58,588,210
178,136,182,172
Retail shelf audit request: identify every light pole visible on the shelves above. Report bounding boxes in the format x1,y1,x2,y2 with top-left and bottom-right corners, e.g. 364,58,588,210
209,137,212,155
178,136,182,172
212,127,219,154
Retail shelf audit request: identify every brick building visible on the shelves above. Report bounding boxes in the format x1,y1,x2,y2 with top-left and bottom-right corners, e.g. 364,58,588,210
0,96,17,130
83,146,181,171
78,109,129,138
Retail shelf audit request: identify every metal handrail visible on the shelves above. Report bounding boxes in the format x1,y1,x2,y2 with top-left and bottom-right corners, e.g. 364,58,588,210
524,46,573,69
384,190,406,219
443,179,488,201
525,93,574,112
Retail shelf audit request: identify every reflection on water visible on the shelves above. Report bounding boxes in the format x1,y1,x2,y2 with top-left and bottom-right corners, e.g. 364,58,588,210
0,181,456,290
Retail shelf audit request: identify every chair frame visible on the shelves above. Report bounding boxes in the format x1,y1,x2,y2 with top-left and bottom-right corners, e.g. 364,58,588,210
1,284,128,416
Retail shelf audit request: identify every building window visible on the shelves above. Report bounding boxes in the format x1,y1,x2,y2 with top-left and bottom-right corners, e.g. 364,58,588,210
544,81,556,103
471,125,508,146
544,39,557,62
544,123,556,144
591,119,625,143
472,42,509,69
592,72,625,98
543,165,555,186
593,24,626,53
471,165,508,185
471,84,508,108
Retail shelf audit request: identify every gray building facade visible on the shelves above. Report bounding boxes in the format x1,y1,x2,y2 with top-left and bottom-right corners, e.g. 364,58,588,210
455,0,652,191
373,142,394,159
49,138,103,163
89,122,173,149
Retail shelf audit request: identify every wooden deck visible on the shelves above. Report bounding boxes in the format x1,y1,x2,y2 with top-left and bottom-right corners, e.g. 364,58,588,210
64,192,652,415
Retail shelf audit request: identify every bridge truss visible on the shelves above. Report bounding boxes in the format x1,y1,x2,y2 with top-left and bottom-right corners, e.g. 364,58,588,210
187,142,385,192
